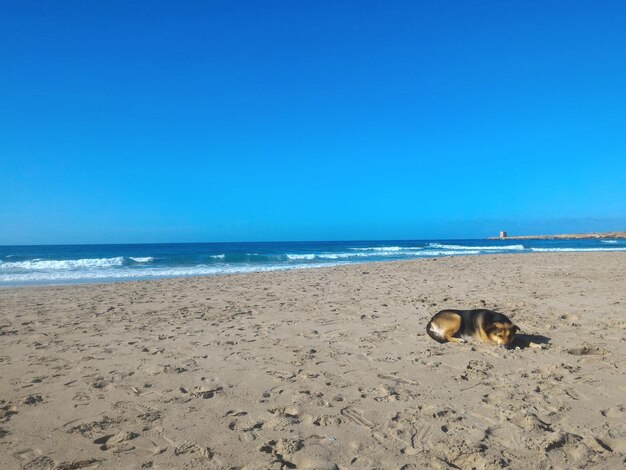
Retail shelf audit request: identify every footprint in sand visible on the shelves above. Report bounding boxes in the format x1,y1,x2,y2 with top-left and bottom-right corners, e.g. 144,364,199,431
265,407,300,431
377,373,417,386
368,384,400,402
0,401,18,422
508,412,553,432
600,404,625,418
66,415,123,438
188,385,224,399
542,430,596,462
72,391,90,402
289,439,340,470
93,431,139,452
13,450,99,470
259,438,304,465
21,455,56,470
313,415,342,427
225,409,262,436
266,369,297,381
173,441,214,459
55,458,100,469
596,431,626,453
461,360,495,382
566,345,609,356
340,407,374,429
22,394,44,405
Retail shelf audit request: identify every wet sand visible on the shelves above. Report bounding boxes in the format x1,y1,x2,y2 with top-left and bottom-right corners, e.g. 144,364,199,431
1,252,625,469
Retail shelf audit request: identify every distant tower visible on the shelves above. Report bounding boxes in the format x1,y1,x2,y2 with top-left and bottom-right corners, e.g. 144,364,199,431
499,231,508,239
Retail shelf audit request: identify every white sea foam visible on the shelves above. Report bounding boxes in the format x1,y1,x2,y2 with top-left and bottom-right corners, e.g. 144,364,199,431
0,262,344,284
286,254,317,260
300,249,484,260
318,251,400,259
418,249,482,256
129,257,154,263
530,247,626,252
0,257,125,270
350,246,404,251
210,254,226,259
601,240,618,244
288,252,394,260
428,243,525,251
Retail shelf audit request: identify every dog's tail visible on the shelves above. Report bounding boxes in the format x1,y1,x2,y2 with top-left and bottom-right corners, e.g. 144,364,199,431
426,320,447,343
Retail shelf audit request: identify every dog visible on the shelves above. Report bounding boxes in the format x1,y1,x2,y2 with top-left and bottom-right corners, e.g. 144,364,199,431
426,309,519,349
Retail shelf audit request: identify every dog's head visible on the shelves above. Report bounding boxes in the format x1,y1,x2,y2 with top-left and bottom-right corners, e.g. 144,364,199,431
486,322,519,348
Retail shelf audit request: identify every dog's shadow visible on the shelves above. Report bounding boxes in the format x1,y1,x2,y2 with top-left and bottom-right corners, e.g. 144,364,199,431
513,333,551,350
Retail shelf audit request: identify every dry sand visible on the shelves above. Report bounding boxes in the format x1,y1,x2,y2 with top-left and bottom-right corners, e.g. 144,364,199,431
1,252,625,470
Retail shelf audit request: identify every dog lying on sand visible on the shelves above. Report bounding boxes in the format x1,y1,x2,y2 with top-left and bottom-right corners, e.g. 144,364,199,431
427,309,519,349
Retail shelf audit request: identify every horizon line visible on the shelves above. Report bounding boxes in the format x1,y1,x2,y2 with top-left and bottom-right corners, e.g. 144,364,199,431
2,230,624,248
0,236,505,248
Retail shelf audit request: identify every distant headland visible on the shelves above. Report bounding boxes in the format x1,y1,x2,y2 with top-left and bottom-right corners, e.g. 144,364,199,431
488,231,626,240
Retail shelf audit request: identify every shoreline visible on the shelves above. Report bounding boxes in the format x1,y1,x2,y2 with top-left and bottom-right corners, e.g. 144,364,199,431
3,239,625,288
3,245,626,289
1,252,625,469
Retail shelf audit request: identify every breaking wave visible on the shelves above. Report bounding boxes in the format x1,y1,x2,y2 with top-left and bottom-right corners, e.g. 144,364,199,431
0,257,126,270
350,246,403,251
286,254,317,260
0,263,339,284
427,243,525,251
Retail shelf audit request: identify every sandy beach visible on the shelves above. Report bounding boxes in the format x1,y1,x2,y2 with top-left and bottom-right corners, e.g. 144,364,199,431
1,252,625,470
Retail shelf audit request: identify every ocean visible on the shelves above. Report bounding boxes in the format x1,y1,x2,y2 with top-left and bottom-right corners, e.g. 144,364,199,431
1,239,624,286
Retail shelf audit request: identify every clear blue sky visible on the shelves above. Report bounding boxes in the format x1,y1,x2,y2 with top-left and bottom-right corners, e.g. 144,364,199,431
2,0,625,244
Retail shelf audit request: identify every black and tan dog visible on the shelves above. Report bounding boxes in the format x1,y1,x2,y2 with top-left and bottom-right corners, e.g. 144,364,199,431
426,309,519,349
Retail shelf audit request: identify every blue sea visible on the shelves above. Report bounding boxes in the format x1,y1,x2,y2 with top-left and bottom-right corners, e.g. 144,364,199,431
1,239,625,286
